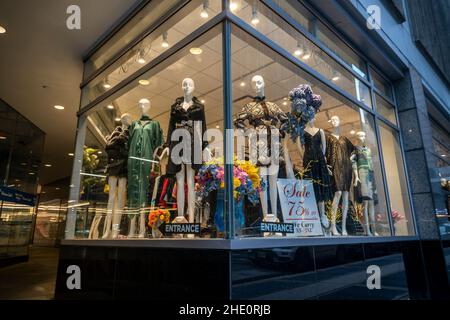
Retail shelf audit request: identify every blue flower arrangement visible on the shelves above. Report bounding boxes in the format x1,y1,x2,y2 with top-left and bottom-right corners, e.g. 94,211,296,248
281,84,322,145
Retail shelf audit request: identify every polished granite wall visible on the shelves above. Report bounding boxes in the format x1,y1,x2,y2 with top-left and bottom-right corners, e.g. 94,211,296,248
54,240,450,300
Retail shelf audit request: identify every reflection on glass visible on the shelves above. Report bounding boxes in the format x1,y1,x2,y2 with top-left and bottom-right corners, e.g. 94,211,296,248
371,68,393,99
376,94,397,124
231,0,372,108
379,122,414,236
81,0,221,108
270,0,367,77
231,26,390,238
72,27,224,240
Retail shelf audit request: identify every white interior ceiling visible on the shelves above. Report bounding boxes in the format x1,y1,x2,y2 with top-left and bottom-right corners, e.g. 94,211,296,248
0,0,141,186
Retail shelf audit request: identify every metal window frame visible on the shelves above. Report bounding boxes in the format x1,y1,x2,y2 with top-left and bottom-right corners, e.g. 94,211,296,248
68,0,418,241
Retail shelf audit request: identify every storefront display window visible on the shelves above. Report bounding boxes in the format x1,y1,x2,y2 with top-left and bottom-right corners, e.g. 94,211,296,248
378,122,414,235
66,0,415,241
230,0,372,108
81,0,222,108
371,68,393,100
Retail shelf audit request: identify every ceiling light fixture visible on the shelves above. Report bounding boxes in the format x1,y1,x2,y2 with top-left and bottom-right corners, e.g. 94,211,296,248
294,42,304,57
107,104,114,110
162,32,169,48
68,153,74,156
137,48,146,64
115,117,121,122
200,0,209,18
201,99,205,104
302,49,311,60
98,151,102,154
139,79,150,86
0,136,6,140
190,47,203,55
442,154,446,157
331,70,340,82
216,125,220,129
0,26,6,34
240,81,246,87
103,82,111,89
44,164,52,167
54,105,64,110
251,5,260,25
350,130,356,135
283,101,288,106
28,172,35,175
230,1,238,12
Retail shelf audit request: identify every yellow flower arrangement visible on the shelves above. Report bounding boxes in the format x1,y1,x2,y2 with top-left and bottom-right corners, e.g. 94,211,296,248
148,209,171,228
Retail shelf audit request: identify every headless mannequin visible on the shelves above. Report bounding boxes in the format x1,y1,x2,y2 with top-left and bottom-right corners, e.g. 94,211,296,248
163,78,204,238
128,99,152,238
329,116,351,236
249,75,281,233
293,117,331,231
351,131,379,236
102,113,132,239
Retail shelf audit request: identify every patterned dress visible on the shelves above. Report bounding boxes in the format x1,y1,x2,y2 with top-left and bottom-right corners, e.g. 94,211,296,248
234,96,288,167
326,134,355,192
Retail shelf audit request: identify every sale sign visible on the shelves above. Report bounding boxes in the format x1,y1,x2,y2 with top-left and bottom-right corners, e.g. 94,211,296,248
277,179,324,237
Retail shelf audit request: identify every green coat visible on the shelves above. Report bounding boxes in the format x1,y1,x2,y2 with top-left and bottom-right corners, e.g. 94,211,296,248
127,117,164,209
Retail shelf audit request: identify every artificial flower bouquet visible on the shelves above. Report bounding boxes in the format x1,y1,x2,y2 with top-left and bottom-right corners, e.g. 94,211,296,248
148,209,171,238
195,158,266,204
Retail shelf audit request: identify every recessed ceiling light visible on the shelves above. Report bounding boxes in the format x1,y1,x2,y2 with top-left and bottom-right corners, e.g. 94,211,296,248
44,164,52,167
54,105,64,110
0,26,6,34
68,153,74,156
350,130,356,135
282,102,287,106
28,172,35,175
442,154,446,157
98,151,102,154
139,79,150,86
0,136,6,140
21,162,27,166
216,125,220,129
55,187,60,190
137,57,146,64
107,105,114,110
240,81,246,87
115,117,121,122
201,99,205,104
162,32,169,48
190,47,203,55
103,83,111,89
230,1,238,11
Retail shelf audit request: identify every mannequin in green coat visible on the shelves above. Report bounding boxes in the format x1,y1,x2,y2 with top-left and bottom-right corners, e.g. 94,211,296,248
127,98,164,238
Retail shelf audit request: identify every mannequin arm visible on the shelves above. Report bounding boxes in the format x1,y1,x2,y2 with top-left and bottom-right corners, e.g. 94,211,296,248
350,154,360,186
203,147,213,162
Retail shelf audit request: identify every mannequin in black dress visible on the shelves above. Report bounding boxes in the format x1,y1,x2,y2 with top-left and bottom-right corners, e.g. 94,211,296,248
295,117,332,231
326,116,355,236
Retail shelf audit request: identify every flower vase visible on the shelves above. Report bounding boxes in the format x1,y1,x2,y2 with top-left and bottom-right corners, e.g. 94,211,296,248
213,189,245,234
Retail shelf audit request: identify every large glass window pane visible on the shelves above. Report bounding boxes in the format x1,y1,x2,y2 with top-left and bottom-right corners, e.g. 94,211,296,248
231,25,390,238
81,0,221,109
69,26,224,240
376,94,397,125
271,0,368,77
371,68,393,99
378,122,414,236
85,0,185,78
230,0,372,108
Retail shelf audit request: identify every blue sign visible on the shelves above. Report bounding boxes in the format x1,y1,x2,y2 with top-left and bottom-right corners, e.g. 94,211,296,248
0,186,36,206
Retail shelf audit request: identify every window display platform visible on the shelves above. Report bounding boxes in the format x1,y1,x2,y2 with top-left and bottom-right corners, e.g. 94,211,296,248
54,238,449,300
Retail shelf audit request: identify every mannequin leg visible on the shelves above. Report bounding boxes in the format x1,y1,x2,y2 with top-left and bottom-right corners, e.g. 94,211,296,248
268,167,279,216
90,208,103,239
283,139,295,180
341,191,349,236
318,201,330,232
128,215,136,238
363,200,372,236
112,177,126,239
186,165,196,223
259,175,269,218
102,176,118,239
331,191,342,236
176,166,186,218
138,208,146,238
368,200,379,236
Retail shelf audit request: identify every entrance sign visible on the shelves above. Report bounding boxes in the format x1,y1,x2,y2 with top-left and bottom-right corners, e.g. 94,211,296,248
277,179,323,237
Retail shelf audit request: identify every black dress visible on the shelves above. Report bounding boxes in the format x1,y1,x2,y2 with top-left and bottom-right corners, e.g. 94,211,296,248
303,131,333,202
326,134,355,192
105,126,129,177
166,97,208,175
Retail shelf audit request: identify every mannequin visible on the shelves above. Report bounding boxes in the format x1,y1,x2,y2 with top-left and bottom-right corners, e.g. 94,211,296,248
234,75,288,233
102,113,132,239
293,116,332,231
351,131,379,236
326,116,355,236
127,98,164,238
165,78,208,237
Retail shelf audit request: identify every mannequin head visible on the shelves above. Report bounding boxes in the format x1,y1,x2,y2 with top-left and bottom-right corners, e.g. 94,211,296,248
251,75,265,97
120,113,132,127
182,78,195,100
139,98,151,116
356,131,366,144
329,115,340,128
